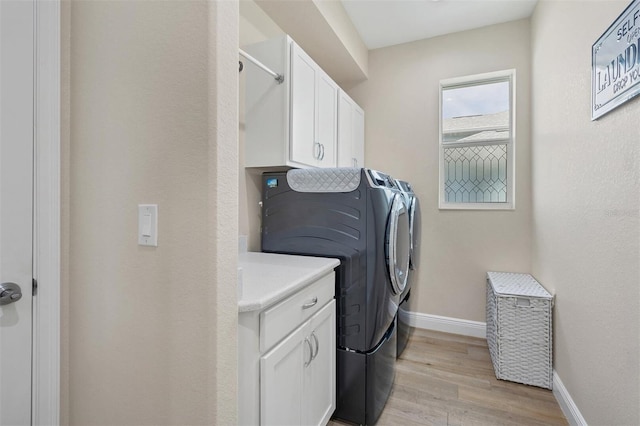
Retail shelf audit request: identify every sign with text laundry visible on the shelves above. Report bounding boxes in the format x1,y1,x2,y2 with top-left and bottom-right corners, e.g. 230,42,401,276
592,0,640,120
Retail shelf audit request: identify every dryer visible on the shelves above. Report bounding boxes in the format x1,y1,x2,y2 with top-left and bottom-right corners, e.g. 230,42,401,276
395,180,421,357
261,168,410,425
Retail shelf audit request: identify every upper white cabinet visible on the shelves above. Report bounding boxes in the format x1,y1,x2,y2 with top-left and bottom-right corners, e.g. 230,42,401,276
290,43,338,168
243,35,353,169
337,91,365,168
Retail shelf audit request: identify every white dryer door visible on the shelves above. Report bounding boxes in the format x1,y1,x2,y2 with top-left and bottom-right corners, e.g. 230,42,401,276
387,194,410,294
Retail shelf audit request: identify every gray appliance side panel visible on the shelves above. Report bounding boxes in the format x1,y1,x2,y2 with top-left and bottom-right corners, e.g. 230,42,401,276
261,170,370,351
262,169,398,351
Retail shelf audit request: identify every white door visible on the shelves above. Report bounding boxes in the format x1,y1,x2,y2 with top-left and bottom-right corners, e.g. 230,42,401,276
337,92,353,167
352,105,364,168
338,92,365,168
315,71,337,167
303,300,336,426
290,43,318,167
0,0,35,425
260,322,308,426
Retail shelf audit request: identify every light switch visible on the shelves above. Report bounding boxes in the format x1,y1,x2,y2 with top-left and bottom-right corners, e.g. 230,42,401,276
138,204,158,246
142,214,152,237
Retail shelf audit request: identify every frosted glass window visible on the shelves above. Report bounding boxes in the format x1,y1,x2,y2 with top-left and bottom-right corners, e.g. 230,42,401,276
444,145,507,203
439,70,515,209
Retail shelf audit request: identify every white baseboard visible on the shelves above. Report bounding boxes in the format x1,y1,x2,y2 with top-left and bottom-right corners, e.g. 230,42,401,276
553,370,588,426
403,310,486,339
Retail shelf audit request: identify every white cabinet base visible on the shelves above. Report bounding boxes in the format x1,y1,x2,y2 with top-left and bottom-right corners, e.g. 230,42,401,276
239,272,336,426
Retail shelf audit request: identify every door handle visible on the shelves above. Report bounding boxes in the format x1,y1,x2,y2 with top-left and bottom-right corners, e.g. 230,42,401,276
0,282,22,305
311,332,319,360
304,337,313,367
302,297,318,309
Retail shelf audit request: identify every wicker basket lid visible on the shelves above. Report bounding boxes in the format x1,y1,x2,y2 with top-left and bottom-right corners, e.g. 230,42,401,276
487,272,553,299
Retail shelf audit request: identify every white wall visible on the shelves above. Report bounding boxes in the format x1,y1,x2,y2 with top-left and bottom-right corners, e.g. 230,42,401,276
61,1,238,423
348,20,532,321
531,1,640,424
239,1,284,252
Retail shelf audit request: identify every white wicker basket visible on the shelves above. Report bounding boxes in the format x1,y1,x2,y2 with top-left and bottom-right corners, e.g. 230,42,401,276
486,272,554,389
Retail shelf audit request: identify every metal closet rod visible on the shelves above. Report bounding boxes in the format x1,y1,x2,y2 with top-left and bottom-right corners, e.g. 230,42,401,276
239,49,284,84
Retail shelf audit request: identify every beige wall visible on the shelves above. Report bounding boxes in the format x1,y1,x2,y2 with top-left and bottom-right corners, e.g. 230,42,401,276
348,20,532,321
254,0,367,84
531,1,640,424
62,0,238,424
312,0,368,78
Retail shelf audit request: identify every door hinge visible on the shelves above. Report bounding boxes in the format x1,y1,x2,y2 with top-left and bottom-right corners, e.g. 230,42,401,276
32,278,38,296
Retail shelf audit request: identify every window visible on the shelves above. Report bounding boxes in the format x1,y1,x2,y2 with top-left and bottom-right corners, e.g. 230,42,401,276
439,70,515,210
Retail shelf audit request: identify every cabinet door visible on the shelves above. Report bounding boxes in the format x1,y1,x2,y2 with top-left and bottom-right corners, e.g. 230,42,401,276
338,91,365,168
316,71,338,167
290,43,319,167
352,104,365,168
304,300,336,426
260,322,310,426
337,92,353,167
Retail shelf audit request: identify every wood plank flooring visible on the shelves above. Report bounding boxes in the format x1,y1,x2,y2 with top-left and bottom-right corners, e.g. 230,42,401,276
329,328,568,426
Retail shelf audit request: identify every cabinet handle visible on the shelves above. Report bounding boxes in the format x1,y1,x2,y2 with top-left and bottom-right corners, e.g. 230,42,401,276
352,157,357,168
304,337,313,367
302,297,318,309
320,144,325,160
311,332,319,361
314,142,321,160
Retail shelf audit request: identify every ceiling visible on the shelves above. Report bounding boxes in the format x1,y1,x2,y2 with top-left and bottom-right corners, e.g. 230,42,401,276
341,0,538,50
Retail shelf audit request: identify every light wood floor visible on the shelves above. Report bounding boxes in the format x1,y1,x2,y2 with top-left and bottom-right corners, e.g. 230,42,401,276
329,328,568,426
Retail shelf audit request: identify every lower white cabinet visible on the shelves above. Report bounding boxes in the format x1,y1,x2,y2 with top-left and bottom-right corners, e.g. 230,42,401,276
261,300,336,426
239,271,336,426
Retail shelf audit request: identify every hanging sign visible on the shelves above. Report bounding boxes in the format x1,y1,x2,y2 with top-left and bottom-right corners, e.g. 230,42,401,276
592,0,640,120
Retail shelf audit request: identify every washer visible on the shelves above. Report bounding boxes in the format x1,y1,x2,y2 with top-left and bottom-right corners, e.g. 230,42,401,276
261,168,410,425
395,179,421,357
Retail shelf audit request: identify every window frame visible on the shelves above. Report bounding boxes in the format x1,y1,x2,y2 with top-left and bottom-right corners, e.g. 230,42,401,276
438,69,516,210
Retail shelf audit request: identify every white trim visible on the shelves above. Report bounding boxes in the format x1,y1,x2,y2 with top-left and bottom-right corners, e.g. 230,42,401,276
438,69,516,210
32,0,61,425
553,370,588,426
440,69,517,87
403,310,486,339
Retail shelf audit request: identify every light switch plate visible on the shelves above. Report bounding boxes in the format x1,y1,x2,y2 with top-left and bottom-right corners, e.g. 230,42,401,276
138,204,158,246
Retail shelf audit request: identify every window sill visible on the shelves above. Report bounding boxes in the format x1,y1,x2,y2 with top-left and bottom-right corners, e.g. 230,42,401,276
438,201,515,211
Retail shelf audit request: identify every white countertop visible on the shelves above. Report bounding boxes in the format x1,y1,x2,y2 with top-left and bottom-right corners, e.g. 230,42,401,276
238,252,339,313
